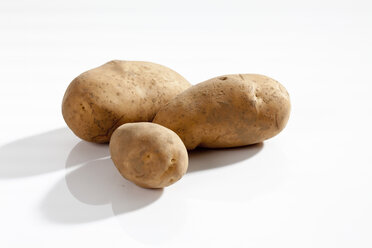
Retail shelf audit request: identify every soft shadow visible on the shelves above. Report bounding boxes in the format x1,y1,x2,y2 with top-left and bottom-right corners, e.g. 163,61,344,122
41,141,163,224
65,140,111,169
66,157,163,212
40,140,261,224
0,128,78,179
188,143,263,173
179,142,287,204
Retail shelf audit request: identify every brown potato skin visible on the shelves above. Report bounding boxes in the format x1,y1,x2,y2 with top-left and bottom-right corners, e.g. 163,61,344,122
62,60,191,143
109,123,188,189
153,74,291,150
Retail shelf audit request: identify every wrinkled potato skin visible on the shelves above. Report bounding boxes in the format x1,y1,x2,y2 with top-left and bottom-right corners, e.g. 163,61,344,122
153,74,291,150
109,123,188,189
62,60,191,143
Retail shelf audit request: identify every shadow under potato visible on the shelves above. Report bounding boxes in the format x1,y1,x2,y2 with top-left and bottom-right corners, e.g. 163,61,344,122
188,143,263,173
41,140,263,224
1,128,264,224
0,128,77,179
41,141,163,224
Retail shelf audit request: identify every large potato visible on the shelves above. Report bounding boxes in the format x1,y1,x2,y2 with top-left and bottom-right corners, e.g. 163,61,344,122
110,122,188,188
153,74,291,150
62,60,191,143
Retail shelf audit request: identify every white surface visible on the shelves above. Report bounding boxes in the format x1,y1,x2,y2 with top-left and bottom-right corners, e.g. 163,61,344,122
1,0,372,247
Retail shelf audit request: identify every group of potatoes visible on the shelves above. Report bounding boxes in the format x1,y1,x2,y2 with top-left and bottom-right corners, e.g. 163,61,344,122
62,60,291,189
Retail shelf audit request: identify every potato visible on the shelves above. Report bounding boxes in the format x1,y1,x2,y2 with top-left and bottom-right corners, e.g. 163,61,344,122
62,60,191,143
109,122,188,188
153,74,290,150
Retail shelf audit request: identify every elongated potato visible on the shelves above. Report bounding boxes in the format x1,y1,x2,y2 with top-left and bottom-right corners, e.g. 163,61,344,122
153,74,290,150
110,123,188,188
62,60,191,143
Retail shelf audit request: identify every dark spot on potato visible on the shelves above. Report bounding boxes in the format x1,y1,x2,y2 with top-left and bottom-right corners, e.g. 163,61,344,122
275,114,279,129
219,76,228,80
171,158,176,163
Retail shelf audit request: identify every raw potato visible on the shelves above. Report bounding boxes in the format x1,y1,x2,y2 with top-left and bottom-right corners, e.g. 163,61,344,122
109,122,188,188
153,74,291,150
62,60,191,143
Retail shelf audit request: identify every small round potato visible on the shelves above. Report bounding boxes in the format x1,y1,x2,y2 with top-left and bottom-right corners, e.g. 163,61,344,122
109,122,188,188
62,60,191,143
153,74,291,150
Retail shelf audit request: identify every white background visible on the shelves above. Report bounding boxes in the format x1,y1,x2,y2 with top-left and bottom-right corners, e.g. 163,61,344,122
1,0,372,247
